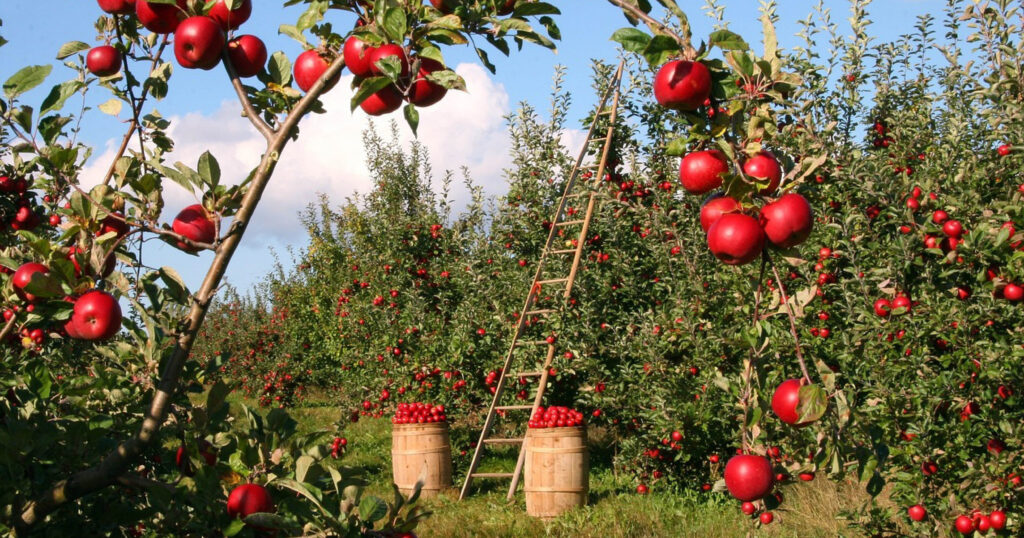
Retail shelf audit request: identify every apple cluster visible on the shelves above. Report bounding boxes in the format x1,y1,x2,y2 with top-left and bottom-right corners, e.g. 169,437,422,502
392,402,447,424
341,36,449,116
0,175,45,232
684,150,812,266
528,406,585,429
950,509,1008,535
91,1,267,80
330,436,347,459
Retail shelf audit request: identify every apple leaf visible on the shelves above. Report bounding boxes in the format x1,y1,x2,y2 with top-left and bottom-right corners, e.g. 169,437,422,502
664,137,688,157
242,513,286,531
40,80,83,116
382,7,408,44
513,2,560,16
642,35,681,67
797,384,828,424
4,65,52,99
709,30,749,51
197,151,221,188
56,41,90,60
22,271,63,300
277,25,307,47
98,98,122,116
404,103,419,137
610,28,651,54
350,77,393,111
358,496,388,523
267,52,292,87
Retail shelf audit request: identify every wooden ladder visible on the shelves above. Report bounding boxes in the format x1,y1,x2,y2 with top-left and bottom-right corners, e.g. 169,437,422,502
459,60,625,501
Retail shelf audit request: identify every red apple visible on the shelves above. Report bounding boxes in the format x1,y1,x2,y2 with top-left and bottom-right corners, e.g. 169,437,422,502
97,0,135,15
759,512,774,525
873,298,891,317
87,46,122,77
429,0,457,13
679,150,729,195
208,0,251,31
12,263,50,303
997,144,1011,157
942,219,962,238
1004,283,1023,301
172,204,216,251
760,193,813,248
908,505,926,522
227,35,266,78
66,290,122,341
653,60,711,111
723,455,774,501
294,49,340,93
98,213,130,238
706,213,765,265
741,502,756,515
407,58,447,107
989,510,1006,530
497,0,517,15
135,0,187,34
68,246,115,279
226,483,275,520
368,44,410,77
343,35,375,77
932,209,948,224
742,151,783,194
636,484,648,494
771,378,815,426
699,194,741,233
174,17,226,70
954,515,974,535
360,85,403,116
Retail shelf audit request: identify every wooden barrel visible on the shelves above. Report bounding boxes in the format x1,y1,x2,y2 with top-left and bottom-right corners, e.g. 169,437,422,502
524,426,589,518
391,422,452,498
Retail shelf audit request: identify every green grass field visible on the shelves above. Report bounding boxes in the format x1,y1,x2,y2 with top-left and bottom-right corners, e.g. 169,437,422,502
233,394,890,537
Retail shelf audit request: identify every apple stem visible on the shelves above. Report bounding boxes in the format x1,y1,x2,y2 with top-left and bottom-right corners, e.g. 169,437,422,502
222,48,275,141
768,255,813,384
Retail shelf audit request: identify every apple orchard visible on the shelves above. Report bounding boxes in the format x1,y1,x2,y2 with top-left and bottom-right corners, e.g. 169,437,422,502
1,0,1023,537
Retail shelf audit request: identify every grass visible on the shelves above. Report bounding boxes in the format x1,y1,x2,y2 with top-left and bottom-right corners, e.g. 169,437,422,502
226,393,879,537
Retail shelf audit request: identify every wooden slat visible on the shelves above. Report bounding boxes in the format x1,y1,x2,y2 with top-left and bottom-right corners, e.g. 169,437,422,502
555,219,585,227
472,473,515,478
483,438,525,444
524,308,558,315
516,371,543,377
496,405,534,411
550,249,577,254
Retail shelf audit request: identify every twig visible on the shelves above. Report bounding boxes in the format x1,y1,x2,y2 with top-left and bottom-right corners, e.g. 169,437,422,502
767,255,813,384
221,49,275,142
0,313,18,343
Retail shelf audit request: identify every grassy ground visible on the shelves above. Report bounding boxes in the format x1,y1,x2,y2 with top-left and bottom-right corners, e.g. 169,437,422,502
231,394,881,537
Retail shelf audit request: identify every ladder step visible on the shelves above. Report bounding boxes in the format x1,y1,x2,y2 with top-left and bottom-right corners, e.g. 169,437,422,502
550,249,577,255
556,219,586,227
516,340,550,346
471,473,515,479
495,405,533,411
537,278,569,285
524,309,557,316
517,371,543,377
484,438,525,444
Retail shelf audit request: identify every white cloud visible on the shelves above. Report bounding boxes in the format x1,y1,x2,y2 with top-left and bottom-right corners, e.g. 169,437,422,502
82,63,516,242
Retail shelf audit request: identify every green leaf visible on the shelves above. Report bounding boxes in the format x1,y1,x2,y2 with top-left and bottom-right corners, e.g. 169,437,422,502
797,384,828,424
514,2,560,16
403,103,419,136
642,35,681,67
382,7,408,44
350,77,393,111
197,151,221,187
664,137,689,157
268,52,292,86
158,267,191,303
207,381,231,413
610,28,651,54
709,30,749,51
4,65,52,99
40,80,84,116
358,496,388,523
98,98,123,116
278,24,307,47
56,41,90,60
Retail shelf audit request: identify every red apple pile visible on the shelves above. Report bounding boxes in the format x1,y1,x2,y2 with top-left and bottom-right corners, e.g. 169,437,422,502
392,402,447,424
528,406,585,428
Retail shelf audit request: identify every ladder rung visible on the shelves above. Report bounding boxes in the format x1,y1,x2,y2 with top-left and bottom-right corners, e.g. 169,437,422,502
496,405,533,411
537,278,569,285
517,340,549,346
550,249,577,255
567,192,591,198
556,219,585,227
524,308,558,315
596,108,613,116
517,371,543,377
471,473,514,479
484,438,525,444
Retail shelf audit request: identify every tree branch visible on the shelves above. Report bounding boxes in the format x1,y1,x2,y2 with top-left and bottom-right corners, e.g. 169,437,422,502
768,256,813,384
15,54,348,533
221,48,275,142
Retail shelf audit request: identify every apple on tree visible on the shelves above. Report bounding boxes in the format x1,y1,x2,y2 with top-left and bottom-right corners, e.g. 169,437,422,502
294,49,341,93
407,57,448,107
706,213,765,265
65,290,122,341
135,0,188,34
360,85,404,116
653,59,711,110
172,204,217,252
226,483,275,522
12,263,52,303
174,17,226,70
343,35,376,77
742,151,783,194
771,378,823,426
679,150,729,195
759,193,813,248
699,194,741,233
723,454,774,501
96,0,135,15
368,44,410,77
86,46,122,77
207,0,251,31
227,35,267,78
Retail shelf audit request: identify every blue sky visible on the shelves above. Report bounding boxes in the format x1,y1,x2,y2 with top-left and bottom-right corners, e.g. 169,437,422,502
0,1,938,294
